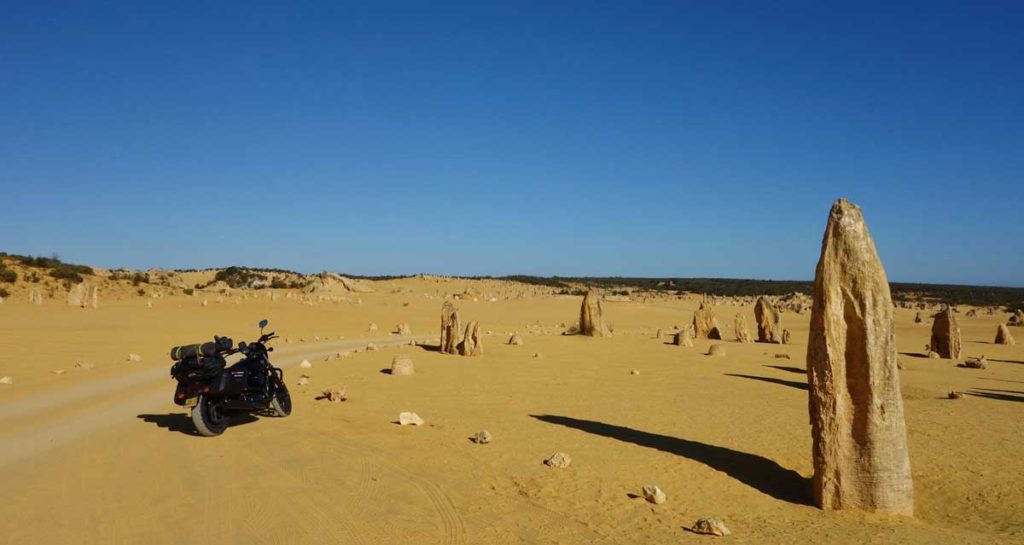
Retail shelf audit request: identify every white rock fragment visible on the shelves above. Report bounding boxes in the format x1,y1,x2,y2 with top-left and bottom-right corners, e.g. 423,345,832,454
399,412,424,426
299,359,312,369
473,430,492,444
0,376,12,385
391,355,415,376
641,484,666,504
544,452,572,468
690,518,730,536
127,353,142,362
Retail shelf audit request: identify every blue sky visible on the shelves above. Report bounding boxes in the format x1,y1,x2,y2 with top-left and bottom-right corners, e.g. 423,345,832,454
1,1,1021,285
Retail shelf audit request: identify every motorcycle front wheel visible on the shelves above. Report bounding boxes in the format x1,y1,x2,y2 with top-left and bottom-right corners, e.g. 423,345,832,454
270,385,292,417
191,395,229,436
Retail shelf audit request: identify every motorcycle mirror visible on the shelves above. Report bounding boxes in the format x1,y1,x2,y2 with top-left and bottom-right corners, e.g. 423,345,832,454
238,341,248,350
259,319,269,330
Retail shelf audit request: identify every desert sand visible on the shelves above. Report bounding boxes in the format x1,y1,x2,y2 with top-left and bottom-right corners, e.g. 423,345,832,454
1,272,1022,544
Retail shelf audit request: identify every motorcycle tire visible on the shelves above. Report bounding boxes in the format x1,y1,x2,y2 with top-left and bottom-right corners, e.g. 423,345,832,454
191,395,229,436
270,385,292,417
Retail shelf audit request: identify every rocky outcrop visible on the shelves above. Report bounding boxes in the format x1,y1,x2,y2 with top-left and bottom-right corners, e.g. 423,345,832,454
806,198,914,516
734,314,753,343
995,324,1016,345
458,321,484,356
440,301,461,354
754,296,783,343
579,290,611,337
692,303,720,339
929,309,962,360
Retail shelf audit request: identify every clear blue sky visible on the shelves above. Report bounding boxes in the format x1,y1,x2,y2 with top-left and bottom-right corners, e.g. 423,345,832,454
1,1,1021,286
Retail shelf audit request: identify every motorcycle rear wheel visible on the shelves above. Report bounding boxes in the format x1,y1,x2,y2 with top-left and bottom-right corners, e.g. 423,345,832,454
191,395,229,436
270,385,292,417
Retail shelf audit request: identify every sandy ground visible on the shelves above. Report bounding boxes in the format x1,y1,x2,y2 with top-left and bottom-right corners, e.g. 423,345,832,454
1,277,1022,544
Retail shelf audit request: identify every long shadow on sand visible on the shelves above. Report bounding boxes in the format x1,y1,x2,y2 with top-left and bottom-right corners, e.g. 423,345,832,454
899,352,929,359
530,414,812,505
725,373,808,391
966,389,1024,403
137,413,259,436
763,365,807,375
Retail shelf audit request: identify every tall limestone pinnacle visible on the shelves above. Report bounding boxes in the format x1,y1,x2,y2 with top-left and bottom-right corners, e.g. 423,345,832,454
806,198,914,516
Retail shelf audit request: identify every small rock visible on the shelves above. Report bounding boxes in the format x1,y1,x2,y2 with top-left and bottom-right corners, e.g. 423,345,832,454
394,323,412,335
127,353,142,362
958,356,987,369
928,351,941,359
299,359,313,369
774,353,791,359
399,412,424,426
641,484,666,504
691,518,730,536
507,334,524,346
948,391,963,399
0,376,12,385
473,430,492,444
706,344,727,357
366,343,379,351
391,355,415,376
297,377,310,386
533,353,543,358
321,385,348,403
51,369,66,375
74,360,94,370
544,452,572,468
368,322,378,332
630,369,640,375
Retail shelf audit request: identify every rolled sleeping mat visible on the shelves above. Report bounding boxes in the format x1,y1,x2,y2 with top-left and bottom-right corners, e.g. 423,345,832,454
169,342,219,361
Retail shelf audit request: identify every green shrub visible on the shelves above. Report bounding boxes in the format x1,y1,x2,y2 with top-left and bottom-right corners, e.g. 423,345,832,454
0,287,9,298
50,266,84,284
0,267,16,283
183,288,194,296
137,288,146,296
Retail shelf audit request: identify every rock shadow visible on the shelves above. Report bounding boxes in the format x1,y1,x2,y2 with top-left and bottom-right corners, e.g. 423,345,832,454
763,365,806,375
529,414,812,506
725,373,808,391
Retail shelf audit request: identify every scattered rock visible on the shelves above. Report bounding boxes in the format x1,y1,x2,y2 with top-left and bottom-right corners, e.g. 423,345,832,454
754,296,783,343
29,288,43,305
0,376,12,385
297,376,310,386
948,391,963,400
690,518,730,537
368,322,379,332
544,452,572,468
579,290,611,337
781,329,792,345
630,369,640,375
930,308,962,360
74,360,93,370
655,328,663,339
440,301,461,354
641,484,666,505
51,369,66,375
774,353,791,359
507,334,524,346
533,352,543,358
394,323,412,335
321,385,348,402
806,198,913,515
366,343,379,351
127,353,142,362
995,324,1016,345
472,430,492,444
399,412,424,426
391,355,415,376
959,356,987,369
706,344,727,357
458,321,484,356
299,359,313,369
928,351,940,359
914,311,924,324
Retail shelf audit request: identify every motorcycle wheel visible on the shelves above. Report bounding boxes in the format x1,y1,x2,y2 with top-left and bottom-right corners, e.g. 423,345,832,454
191,395,229,436
270,384,292,417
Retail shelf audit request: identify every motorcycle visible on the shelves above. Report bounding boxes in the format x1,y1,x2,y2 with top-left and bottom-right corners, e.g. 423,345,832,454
169,319,291,436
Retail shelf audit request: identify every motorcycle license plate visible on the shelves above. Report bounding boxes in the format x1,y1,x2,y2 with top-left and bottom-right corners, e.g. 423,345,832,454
184,397,198,408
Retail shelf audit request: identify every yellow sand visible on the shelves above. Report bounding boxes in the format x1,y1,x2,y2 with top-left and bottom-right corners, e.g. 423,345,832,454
1,276,1021,544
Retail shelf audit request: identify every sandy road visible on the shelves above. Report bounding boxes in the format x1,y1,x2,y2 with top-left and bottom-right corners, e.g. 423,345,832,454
0,334,432,468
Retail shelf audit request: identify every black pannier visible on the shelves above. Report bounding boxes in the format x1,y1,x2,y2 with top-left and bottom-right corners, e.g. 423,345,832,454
170,354,226,382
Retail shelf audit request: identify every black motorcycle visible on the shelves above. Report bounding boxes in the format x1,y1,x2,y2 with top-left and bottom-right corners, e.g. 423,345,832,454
169,319,291,436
